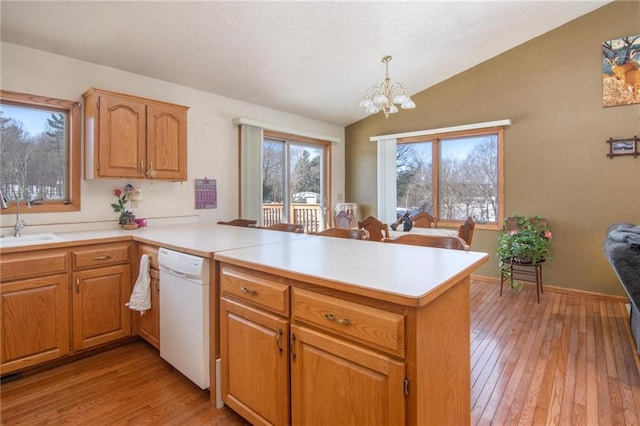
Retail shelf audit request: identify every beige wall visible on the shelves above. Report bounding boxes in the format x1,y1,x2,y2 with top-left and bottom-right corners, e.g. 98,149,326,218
345,1,640,296
0,42,345,233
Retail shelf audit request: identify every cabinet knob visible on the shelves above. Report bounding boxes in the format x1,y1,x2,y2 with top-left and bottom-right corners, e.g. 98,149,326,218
240,286,258,296
76,278,80,293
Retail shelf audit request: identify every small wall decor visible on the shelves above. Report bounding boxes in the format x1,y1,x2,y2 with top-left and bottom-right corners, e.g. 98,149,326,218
606,136,639,158
602,34,640,107
195,178,217,209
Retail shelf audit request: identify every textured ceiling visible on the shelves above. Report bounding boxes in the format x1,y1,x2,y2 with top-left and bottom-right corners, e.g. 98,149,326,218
1,1,610,126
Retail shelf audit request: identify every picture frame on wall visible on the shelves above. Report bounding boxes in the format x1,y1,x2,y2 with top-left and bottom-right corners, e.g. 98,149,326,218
606,136,639,158
602,34,640,107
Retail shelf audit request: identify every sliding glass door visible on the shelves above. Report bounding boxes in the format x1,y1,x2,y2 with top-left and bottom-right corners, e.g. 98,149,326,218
262,137,326,232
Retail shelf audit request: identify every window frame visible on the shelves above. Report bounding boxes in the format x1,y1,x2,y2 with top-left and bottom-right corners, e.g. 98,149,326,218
0,90,81,214
397,126,504,231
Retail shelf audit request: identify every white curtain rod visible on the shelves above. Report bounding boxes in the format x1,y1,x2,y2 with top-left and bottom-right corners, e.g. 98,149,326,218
369,119,512,142
232,117,342,143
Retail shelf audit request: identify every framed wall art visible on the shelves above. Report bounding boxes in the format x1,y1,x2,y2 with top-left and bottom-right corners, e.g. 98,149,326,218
602,34,640,107
606,136,639,158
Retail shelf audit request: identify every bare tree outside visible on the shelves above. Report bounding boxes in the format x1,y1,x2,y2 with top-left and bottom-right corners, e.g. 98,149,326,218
262,138,324,230
0,108,67,202
262,140,284,203
396,134,498,223
396,142,433,216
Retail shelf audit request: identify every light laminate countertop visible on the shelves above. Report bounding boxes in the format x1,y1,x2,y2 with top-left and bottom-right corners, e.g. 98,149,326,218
1,223,488,305
215,235,488,307
0,223,309,257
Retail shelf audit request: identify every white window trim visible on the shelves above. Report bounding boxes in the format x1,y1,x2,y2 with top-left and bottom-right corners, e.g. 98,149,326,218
369,119,511,142
233,117,341,144
375,120,510,227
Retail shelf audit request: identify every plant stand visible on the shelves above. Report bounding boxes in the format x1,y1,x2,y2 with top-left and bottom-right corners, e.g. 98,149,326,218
499,258,545,303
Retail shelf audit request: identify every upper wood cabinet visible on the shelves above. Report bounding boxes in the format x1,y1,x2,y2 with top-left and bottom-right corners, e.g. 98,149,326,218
83,88,188,180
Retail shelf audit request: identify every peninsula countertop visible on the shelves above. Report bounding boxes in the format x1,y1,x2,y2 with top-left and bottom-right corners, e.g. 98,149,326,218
215,235,489,307
0,223,309,257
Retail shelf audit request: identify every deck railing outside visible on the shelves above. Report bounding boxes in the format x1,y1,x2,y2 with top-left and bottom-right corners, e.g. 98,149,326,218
262,203,322,233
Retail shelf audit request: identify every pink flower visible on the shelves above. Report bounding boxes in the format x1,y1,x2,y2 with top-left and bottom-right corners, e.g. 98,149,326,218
544,230,553,239
509,230,517,235
113,189,122,197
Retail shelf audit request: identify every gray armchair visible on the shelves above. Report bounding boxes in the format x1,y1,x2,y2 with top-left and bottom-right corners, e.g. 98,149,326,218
603,222,640,354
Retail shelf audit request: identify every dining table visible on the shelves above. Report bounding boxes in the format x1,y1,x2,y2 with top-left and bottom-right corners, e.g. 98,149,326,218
389,226,458,239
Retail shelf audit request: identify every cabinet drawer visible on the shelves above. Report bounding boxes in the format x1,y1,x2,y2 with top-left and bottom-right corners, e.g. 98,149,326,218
0,250,69,282
138,244,159,269
72,243,130,270
221,266,289,316
292,288,405,357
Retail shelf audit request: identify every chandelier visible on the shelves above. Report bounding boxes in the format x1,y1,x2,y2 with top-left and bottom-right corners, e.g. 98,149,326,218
359,55,416,119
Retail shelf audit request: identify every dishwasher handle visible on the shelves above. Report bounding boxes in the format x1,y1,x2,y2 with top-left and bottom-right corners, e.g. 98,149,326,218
160,266,188,278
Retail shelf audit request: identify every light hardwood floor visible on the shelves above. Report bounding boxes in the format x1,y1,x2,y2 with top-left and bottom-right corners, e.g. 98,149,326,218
2,280,639,425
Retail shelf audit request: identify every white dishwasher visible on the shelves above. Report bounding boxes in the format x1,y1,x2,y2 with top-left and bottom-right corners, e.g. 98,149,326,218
158,247,210,390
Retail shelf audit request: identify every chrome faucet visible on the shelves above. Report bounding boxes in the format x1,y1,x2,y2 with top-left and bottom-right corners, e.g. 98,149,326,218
13,199,31,237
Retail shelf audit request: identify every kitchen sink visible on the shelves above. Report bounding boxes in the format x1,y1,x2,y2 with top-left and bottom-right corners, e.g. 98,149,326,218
0,233,65,247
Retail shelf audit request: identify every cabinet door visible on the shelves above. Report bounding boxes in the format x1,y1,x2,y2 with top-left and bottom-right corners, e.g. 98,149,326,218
291,325,406,426
97,94,146,178
0,274,70,375
146,103,187,180
72,264,132,351
138,269,159,349
220,298,289,426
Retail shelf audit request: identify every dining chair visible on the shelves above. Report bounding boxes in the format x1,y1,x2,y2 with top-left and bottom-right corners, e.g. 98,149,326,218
458,216,475,245
357,216,390,242
334,211,352,229
382,234,469,250
217,219,257,227
257,223,304,233
309,227,369,240
411,211,438,228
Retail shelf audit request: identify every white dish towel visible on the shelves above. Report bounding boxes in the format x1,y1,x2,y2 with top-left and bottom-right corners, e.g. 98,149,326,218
126,254,151,315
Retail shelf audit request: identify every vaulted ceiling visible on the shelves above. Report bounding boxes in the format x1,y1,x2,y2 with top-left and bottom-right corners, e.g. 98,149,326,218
1,1,610,126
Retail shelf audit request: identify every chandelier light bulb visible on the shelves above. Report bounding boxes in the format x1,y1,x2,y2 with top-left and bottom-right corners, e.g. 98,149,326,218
373,92,388,106
358,55,415,119
401,98,416,109
393,91,409,105
359,97,373,109
365,104,380,114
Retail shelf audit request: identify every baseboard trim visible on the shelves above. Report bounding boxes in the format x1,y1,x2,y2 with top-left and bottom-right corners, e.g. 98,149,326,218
471,274,628,302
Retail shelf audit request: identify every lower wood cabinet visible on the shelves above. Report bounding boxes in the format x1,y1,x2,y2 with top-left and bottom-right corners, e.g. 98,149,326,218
0,242,134,375
290,324,405,426
220,298,290,426
137,244,160,348
0,273,70,374
138,268,159,348
219,264,407,426
72,264,132,351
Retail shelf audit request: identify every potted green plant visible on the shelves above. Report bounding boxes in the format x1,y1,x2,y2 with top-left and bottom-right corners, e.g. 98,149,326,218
497,215,552,290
